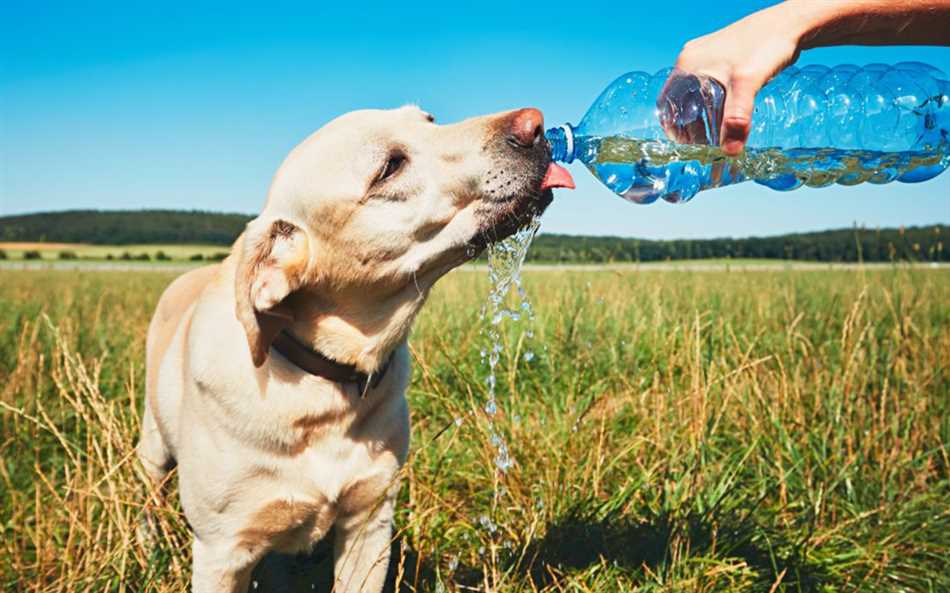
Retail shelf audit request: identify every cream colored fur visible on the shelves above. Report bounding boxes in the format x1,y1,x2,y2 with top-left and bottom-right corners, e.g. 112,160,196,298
137,105,552,592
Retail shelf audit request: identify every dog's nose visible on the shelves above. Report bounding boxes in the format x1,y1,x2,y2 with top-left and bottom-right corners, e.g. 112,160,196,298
508,108,544,148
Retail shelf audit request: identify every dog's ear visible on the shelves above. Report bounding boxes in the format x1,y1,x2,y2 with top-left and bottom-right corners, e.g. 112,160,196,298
234,217,310,367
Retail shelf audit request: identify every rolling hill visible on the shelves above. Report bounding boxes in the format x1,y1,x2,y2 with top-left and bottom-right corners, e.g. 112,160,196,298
0,210,252,246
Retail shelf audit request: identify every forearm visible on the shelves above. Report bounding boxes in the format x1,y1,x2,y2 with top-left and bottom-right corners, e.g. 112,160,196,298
784,0,950,49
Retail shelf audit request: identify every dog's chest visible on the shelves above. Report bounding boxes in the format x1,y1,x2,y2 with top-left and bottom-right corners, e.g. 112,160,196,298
237,390,404,553
287,431,381,498
249,436,390,553
188,354,408,553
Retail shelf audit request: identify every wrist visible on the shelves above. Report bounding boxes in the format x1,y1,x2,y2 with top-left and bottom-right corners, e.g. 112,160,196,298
785,0,925,50
773,0,833,52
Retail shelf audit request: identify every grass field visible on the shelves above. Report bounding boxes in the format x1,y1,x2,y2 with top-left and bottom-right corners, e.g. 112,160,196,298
1,267,948,592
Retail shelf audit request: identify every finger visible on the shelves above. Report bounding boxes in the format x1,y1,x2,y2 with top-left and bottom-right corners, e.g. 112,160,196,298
720,74,760,156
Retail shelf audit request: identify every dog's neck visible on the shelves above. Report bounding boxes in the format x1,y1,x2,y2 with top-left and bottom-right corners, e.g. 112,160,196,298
282,282,430,374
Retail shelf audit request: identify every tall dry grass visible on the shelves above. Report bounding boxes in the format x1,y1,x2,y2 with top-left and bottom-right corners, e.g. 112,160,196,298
1,267,948,592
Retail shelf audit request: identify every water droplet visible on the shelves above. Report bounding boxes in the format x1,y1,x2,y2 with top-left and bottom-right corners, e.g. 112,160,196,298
479,514,498,534
495,443,512,472
523,351,535,362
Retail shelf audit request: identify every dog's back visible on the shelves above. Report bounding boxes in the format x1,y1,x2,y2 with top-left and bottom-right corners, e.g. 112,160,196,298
140,264,220,477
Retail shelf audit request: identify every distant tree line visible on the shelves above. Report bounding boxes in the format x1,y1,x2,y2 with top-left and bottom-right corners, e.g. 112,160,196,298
0,210,945,263
527,226,947,263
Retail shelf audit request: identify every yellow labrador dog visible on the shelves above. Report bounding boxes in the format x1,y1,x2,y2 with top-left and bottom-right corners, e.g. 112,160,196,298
137,105,574,593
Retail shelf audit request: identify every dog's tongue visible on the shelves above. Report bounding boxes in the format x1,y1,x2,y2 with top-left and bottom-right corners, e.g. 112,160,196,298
540,162,575,190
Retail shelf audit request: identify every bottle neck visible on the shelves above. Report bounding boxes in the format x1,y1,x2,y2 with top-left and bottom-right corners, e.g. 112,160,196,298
545,124,575,163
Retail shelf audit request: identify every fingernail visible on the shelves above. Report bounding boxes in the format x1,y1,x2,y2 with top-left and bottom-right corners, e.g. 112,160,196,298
722,140,743,155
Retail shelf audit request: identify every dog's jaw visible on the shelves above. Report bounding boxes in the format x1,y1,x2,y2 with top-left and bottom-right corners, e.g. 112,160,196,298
467,188,554,254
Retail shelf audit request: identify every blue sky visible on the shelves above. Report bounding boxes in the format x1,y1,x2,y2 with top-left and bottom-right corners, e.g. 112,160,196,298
1,0,948,239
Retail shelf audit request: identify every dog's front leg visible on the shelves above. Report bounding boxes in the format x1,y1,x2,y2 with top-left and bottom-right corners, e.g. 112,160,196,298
333,495,395,593
191,537,258,593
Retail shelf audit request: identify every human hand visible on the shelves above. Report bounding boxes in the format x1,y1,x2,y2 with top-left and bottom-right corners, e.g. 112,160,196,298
672,1,805,155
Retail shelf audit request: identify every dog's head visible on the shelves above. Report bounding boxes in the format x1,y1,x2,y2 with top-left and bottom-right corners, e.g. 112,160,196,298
234,105,573,368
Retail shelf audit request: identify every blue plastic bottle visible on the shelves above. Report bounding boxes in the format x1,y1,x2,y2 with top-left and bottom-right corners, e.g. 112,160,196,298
545,63,950,204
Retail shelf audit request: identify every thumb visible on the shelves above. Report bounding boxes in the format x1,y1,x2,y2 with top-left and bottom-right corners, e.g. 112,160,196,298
720,74,760,156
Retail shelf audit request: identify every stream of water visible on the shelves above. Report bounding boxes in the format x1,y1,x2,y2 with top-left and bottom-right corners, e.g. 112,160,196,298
466,216,542,586
481,216,540,473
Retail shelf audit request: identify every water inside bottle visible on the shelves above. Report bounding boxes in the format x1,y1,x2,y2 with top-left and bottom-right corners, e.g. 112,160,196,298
590,135,949,203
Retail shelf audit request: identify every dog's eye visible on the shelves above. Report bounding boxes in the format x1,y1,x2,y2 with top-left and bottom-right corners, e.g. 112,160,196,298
378,153,407,182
